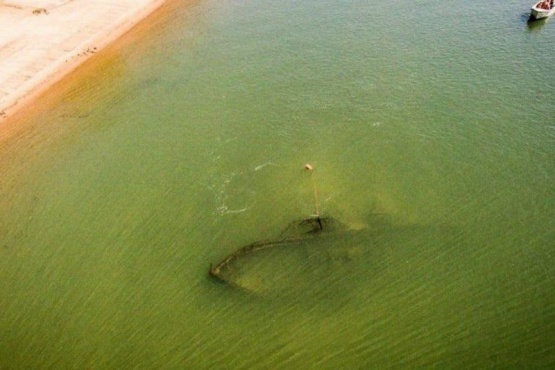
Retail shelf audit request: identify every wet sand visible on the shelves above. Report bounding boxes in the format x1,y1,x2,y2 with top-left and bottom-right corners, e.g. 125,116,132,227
0,0,166,122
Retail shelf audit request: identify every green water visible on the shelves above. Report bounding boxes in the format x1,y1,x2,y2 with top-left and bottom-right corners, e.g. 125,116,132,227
1,0,554,368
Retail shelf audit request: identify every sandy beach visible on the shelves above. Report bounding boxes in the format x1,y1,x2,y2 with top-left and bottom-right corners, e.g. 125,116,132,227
0,0,166,122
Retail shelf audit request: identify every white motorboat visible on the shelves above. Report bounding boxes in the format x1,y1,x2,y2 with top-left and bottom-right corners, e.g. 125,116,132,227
531,1,555,19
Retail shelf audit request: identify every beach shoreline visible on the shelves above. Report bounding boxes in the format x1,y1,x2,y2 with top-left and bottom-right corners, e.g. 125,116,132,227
0,0,166,122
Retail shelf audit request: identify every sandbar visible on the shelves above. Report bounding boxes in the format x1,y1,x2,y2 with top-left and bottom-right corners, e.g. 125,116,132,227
0,0,166,122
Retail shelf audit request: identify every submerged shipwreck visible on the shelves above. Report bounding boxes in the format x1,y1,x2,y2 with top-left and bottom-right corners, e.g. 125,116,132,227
209,216,337,283
208,164,390,295
208,214,391,295
207,211,460,297
208,164,458,296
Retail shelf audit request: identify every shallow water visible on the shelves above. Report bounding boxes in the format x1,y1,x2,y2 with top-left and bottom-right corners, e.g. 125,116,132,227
1,0,554,368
